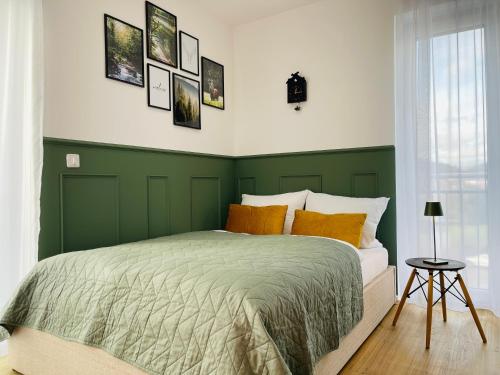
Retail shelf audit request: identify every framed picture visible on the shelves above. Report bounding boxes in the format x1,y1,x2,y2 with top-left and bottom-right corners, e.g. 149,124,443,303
147,64,171,111
104,14,144,87
179,31,199,76
201,57,224,110
146,1,177,68
172,73,201,129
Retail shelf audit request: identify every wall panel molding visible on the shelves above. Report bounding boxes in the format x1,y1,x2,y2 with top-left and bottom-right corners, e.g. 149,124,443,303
278,175,322,193
237,177,256,201
147,176,171,238
40,139,235,260
41,138,394,266
351,172,379,197
59,173,120,253
190,177,221,231
234,148,396,265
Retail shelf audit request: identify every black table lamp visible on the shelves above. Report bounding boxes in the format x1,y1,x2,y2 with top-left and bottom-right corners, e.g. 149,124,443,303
423,201,448,265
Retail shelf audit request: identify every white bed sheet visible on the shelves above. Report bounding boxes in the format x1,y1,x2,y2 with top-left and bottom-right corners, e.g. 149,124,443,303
358,247,389,286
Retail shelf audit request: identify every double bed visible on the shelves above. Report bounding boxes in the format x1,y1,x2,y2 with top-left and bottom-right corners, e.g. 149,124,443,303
1,230,395,375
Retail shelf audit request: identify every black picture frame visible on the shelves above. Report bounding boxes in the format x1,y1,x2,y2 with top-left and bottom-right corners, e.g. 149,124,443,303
201,57,225,110
172,73,201,130
145,1,178,68
147,63,171,111
179,31,200,76
104,14,144,87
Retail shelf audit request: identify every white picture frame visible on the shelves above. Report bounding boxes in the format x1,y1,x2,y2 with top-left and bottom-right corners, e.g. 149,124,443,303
179,31,199,76
147,64,171,111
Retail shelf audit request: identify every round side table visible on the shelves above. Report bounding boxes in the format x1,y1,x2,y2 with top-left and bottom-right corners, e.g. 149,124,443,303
392,258,487,349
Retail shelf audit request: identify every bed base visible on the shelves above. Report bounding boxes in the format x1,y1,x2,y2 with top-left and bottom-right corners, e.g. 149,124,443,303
316,265,396,374
8,266,396,375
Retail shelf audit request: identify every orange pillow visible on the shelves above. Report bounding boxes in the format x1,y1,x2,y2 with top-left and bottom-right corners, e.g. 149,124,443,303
225,204,288,235
291,210,367,248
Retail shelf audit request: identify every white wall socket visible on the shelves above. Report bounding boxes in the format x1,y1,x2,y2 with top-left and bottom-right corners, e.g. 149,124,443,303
66,154,80,168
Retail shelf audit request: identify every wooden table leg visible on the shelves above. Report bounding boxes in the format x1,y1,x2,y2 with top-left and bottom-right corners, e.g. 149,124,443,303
456,274,487,343
426,271,434,349
392,269,417,326
439,271,447,322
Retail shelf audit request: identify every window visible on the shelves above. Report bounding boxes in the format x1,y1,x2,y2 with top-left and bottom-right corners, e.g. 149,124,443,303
429,28,487,289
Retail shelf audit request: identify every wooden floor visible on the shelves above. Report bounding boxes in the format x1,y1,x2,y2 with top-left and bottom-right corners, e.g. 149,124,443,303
0,304,498,375
0,356,14,375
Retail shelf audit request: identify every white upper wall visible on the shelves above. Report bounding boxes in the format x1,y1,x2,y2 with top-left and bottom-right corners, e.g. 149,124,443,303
43,0,396,157
43,0,234,155
233,0,396,156
191,0,325,27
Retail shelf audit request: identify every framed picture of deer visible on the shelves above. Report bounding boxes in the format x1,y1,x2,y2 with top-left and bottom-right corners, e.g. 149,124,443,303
201,57,224,110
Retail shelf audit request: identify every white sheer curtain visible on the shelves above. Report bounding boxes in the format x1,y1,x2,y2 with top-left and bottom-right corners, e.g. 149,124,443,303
0,0,44,355
396,0,500,316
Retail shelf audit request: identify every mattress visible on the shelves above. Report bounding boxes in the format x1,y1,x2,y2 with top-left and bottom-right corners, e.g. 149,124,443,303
359,247,389,286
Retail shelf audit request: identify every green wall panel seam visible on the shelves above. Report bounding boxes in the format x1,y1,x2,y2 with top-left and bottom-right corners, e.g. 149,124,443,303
43,137,234,159
43,137,394,160
234,145,395,159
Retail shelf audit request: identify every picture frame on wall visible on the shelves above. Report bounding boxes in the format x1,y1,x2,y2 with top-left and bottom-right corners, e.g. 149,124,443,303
172,73,201,129
147,64,171,111
104,14,144,87
146,1,177,68
201,57,224,110
179,31,199,76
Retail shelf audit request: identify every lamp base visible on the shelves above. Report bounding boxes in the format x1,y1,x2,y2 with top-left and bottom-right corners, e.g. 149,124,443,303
423,258,449,265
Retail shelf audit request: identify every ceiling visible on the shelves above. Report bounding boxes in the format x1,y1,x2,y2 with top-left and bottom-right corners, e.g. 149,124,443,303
194,0,325,27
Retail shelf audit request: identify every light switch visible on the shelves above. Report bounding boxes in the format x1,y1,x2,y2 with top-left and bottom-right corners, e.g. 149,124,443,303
66,154,80,168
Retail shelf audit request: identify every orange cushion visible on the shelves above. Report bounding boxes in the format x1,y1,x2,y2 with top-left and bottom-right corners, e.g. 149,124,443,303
291,210,367,248
225,204,288,235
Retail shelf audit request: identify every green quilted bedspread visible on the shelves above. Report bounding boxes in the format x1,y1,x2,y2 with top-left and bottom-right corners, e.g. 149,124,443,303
0,231,363,375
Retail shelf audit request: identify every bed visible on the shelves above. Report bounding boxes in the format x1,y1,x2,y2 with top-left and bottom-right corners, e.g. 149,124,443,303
1,231,395,375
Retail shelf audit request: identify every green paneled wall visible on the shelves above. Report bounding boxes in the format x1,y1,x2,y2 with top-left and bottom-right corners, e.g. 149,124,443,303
40,139,396,266
234,147,397,266
39,138,235,260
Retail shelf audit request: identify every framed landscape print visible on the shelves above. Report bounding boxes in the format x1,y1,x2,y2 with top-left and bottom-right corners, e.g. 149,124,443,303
147,64,171,111
104,14,144,87
172,73,201,129
201,57,224,110
146,1,177,68
179,31,199,76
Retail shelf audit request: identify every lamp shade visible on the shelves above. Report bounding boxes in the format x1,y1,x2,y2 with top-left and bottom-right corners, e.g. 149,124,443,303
424,201,443,217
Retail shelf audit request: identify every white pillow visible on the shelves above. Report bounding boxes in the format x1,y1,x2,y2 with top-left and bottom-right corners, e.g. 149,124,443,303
305,192,389,248
241,190,309,234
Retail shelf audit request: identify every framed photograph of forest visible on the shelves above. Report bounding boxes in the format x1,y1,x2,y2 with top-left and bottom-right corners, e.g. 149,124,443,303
147,64,171,111
172,73,201,129
104,14,144,87
146,1,177,68
201,57,224,110
179,31,199,76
